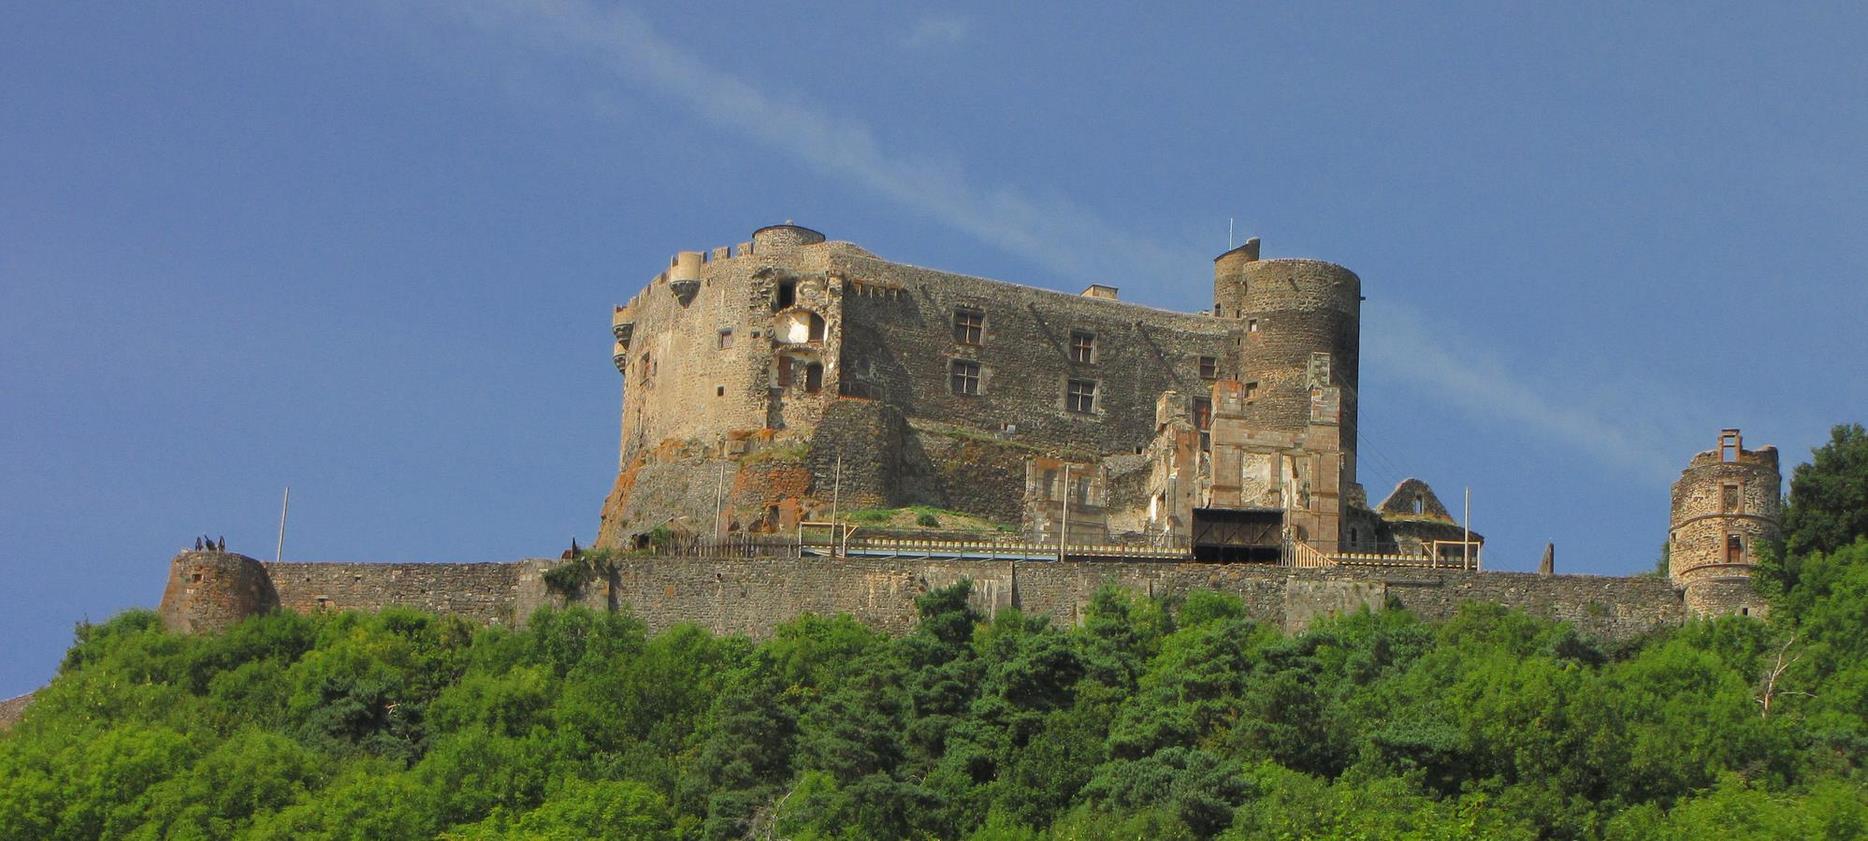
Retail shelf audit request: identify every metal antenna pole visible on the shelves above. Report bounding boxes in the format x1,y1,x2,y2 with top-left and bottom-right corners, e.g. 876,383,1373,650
275,486,290,563
1463,486,1472,571
713,463,726,540
1058,464,1071,563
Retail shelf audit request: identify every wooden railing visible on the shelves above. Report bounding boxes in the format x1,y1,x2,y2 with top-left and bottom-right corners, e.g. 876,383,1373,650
652,535,1467,570
1288,541,1334,568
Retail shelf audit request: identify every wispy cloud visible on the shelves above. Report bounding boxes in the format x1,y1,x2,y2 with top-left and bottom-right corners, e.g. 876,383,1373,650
1363,300,1687,484
428,1,1693,484
443,0,1185,285
903,13,970,49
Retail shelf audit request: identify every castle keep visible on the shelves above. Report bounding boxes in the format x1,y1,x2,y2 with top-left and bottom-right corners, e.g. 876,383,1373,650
600,224,1480,564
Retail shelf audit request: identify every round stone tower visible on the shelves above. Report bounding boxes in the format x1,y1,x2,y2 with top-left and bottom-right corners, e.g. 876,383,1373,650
1213,237,1362,483
1669,428,1780,618
158,550,279,633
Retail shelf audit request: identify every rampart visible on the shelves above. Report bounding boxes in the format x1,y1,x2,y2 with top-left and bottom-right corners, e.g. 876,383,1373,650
161,552,1690,642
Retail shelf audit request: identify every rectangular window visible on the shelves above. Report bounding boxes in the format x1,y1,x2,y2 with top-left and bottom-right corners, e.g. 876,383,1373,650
775,356,793,387
1721,484,1741,513
1244,381,1259,401
1726,534,1744,564
1198,355,1218,379
717,329,734,349
1066,379,1096,413
1069,330,1095,363
954,308,984,345
950,360,980,395
1192,397,1212,430
1247,318,1259,333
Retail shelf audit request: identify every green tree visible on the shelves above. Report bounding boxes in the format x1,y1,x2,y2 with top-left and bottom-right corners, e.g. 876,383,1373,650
1783,423,1868,558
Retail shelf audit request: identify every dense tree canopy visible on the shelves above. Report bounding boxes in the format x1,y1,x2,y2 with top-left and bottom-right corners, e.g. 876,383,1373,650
1783,423,1868,558
5,561,1868,841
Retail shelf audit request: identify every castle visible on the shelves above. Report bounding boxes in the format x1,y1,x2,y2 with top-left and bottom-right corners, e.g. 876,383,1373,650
600,224,1482,564
148,226,1781,646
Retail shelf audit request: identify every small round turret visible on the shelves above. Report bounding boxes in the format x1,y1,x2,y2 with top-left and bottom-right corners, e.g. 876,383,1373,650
751,223,826,255
158,550,279,633
1669,429,1780,618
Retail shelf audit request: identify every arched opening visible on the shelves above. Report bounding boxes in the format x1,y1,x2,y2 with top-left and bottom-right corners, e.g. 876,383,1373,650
775,309,824,344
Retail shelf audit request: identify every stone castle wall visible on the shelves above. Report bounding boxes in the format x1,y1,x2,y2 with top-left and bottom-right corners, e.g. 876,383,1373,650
834,253,1236,456
163,552,1692,643
264,562,529,626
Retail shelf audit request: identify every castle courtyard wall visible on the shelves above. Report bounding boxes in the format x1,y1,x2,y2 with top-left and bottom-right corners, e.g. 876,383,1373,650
264,562,525,625
169,556,1693,643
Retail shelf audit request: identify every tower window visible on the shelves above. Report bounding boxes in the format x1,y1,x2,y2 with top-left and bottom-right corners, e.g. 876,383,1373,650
1248,318,1259,333
775,356,793,387
1069,331,1095,363
950,360,980,395
1199,356,1218,379
773,279,796,310
1727,534,1744,564
1191,397,1212,430
717,329,734,349
1721,484,1741,513
954,308,984,345
803,362,823,393
1066,379,1096,413
1244,381,1259,401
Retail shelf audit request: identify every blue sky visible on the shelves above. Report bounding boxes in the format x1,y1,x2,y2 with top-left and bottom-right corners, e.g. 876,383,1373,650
2,2,1864,697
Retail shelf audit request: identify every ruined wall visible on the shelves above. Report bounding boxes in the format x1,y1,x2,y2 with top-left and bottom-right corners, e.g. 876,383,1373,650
1668,433,1780,618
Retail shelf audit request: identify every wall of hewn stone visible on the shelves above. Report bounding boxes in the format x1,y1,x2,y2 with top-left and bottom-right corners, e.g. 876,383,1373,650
172,554,1695,644
160,551,279,634
264,562,525,625
587,557,1685,641
835,253,1237,458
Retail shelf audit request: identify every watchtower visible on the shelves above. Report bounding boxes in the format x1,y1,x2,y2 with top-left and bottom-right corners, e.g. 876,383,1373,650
158,549,279,633
1668,429,1780,618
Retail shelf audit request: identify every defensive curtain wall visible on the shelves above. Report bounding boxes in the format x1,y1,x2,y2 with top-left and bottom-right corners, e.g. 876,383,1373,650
158,549,1687,643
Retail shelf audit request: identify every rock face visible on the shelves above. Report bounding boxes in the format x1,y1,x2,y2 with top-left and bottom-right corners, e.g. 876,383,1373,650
158,550,279,634
0,692,32,731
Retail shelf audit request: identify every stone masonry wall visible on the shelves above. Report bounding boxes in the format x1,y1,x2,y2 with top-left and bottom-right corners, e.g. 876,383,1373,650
834,253,1238,458
171,555,1695,644
265,562,525,625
